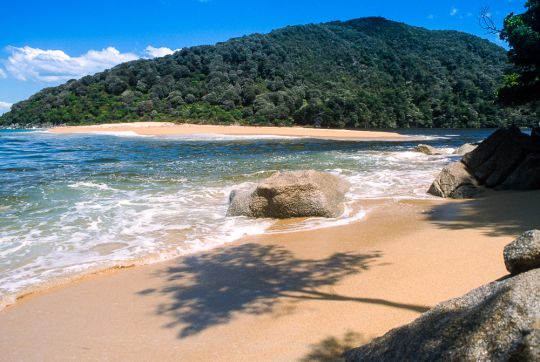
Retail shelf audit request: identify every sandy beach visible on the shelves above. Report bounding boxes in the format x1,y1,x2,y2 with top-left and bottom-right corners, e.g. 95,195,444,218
0,190,537,361
49,122,411,140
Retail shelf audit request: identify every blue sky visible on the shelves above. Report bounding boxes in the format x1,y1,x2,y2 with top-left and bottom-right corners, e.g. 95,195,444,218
0,0,527,113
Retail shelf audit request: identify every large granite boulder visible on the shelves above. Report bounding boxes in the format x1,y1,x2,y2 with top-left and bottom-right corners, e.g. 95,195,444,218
415,144,444,155
504,230,540,275
429,127,540,198
500,153,540,190
427,161,482,198
453,143,477,155
345,268,540,362
462,126,537,187
227,170,350,218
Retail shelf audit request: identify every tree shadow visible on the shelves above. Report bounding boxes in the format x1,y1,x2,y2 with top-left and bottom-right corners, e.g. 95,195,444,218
137,243,429,338
426,191,540,238
300,331,372,362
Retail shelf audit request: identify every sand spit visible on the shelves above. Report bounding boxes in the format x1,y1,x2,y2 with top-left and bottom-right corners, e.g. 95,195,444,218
49,122,410,140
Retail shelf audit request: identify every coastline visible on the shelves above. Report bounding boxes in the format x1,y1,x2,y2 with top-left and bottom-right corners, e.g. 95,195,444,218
48,122,411,140
1,190,538,361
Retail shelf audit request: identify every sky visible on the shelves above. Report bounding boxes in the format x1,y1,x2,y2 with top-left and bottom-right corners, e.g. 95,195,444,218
0,0,527,114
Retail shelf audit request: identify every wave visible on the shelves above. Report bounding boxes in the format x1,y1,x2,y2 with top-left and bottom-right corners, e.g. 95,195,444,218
68,181,112,190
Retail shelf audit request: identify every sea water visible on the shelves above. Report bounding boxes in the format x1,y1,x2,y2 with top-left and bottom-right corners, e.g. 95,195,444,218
0,128,490,307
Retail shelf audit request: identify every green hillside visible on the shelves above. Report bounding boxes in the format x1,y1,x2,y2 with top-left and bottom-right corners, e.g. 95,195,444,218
1,17,531,128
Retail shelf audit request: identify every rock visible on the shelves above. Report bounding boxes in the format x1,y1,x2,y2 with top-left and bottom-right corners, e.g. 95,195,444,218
504,230,540,274
511,328,540,361
500,153,540,190
345,268,540,362
227,170,350,218
462,127,519,173
430,126,540,198
453,143,477,155
415,144,443,155
532,126,540,144
427,161,482,198
462,126,531,187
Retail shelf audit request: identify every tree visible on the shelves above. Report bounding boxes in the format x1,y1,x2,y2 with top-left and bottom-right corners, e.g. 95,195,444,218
498,0,540,105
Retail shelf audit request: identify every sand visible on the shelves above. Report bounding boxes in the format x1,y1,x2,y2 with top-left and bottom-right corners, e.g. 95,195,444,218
49,122,410,140
0,190,538,361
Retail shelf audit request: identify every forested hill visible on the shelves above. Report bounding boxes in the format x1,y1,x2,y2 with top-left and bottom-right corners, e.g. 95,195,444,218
1,17,531,128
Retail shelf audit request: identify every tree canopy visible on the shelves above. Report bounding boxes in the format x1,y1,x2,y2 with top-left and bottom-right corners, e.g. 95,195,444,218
1,17,534,128
498,0,540,105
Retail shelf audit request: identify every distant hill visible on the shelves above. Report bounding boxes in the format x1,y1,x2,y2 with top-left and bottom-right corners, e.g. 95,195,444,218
1,17,532,128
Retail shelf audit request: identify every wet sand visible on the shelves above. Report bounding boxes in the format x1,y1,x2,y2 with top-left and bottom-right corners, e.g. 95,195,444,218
1,190,538,361
49,122,410,140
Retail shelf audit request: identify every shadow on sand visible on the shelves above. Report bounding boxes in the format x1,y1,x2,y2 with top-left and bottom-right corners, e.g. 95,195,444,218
426,191,540,238
300,331,372,362
137,243,429,338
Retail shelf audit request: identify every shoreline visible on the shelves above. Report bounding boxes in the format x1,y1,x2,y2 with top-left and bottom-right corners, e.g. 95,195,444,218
0,200,369,311
1,191,538,360
48,122,412,140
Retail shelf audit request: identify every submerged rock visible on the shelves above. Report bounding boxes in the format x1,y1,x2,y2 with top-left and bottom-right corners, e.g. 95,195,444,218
504,230,540,275
345,268,540,362
414,144,443,155
227,170,350,218
453,143,477,155
427,161,482,198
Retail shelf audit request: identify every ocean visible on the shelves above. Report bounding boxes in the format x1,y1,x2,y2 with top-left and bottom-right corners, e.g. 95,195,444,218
0,128,491,307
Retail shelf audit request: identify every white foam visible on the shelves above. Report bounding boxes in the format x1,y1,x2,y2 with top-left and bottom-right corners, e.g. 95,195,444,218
68,181,112,190
90,131,149,137
0,136,464,310
161,133,302,141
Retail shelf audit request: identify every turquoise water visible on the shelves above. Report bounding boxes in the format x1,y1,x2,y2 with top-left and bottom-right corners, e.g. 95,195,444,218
0,129,490,306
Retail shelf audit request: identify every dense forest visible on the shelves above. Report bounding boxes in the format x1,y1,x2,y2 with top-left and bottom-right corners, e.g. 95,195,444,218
1,17,537,128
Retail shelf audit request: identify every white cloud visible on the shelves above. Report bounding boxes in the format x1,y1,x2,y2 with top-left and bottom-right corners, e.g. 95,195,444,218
0,101,12,114
450,7,458,16
4,46,139,82
145,45,179,58
2,44,180,83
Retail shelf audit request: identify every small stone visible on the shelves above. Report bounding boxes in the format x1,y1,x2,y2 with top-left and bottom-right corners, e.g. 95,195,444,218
504,230,540,274
453,143,477,155
414,144,443,155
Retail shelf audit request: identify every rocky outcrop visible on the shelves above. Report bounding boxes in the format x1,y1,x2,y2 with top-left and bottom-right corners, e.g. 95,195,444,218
345,268,540,362
500,153,540,190
462,127,533,187
427,161,482,198
504,230,540,275
227,170,350,218
429,127,540,198
453,143,477,155
415,144,444,155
